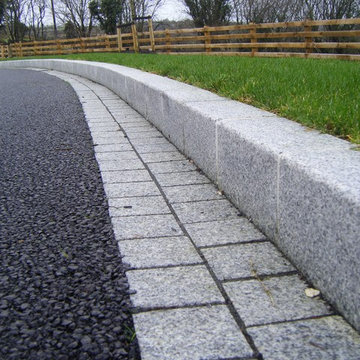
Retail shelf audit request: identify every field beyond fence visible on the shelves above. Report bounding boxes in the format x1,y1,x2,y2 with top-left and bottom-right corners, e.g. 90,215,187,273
1,17,360,61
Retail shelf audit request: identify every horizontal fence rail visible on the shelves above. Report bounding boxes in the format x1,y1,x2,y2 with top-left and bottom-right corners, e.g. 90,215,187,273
1,17,360,60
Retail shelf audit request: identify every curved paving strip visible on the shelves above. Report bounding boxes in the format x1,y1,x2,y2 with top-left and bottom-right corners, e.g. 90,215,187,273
43,69,360,359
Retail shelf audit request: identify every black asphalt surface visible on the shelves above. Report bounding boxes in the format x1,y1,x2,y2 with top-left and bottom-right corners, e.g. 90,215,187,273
0,69,140,360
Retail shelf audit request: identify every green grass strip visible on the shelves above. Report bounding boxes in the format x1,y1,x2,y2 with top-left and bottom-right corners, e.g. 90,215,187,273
3,53,360,144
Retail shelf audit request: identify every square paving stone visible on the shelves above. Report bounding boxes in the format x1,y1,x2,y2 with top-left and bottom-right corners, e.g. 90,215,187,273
91,132,128,145
154,171,211,187
202,242,295,281
94,143,133,153
120,120,150,129
141,152,187,163
163,184,225,203
125,125,158,133
133,305,253,360
126,130,163,139
104,182,160,198
118,236,202,269
147,160,197,174
172,199,241,224
101,170,152,184
134,143,178,154
108,196,170,217
86,116,115,123
112,214,183,240
98,159,144,172
127,265,224,309
111,108,141,116
88,123,119,132
130,137,170,146
224,275,333,327
248,316,360,360
95,151,138,161
185,218,266,247
112,114,145,123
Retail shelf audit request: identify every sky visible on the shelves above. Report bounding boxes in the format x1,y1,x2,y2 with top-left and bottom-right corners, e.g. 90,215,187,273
155,0,191,21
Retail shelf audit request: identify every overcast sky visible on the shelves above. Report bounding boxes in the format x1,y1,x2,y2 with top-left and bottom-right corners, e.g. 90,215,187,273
155,0,191,21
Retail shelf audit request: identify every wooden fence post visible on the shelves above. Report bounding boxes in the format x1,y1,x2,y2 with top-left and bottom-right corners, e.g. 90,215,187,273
131,23,139,53
56,40,62,55
8,44,12,58
250,23,258,56
0,45,4,59
304,20,313,55
105,35,110,50
148,18,155,52
165,29,171,54
204,26,211,53
117,27,123,52
19,41,23,57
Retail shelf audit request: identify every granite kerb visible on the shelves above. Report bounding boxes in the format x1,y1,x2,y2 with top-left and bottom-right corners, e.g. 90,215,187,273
1,59,359,332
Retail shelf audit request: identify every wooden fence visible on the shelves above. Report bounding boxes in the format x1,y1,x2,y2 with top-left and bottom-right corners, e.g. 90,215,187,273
1,17,360,61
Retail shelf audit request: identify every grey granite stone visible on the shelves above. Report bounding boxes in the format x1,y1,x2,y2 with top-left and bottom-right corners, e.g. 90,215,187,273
172,199,240,223
126,129,163,139
126,265,224,308
147,160,197,174
113,214,183,240
140,151,187,163
154,171,211,187
248,316,360,360
94,143,133,153
98,159,144,172
85,115,115,123
95,151,138,161
185,218,266,247
163,184,225,204
217,118,278,240
183,104,218,181
130,136,171,146
88,123,119,132
147,91,185,152
108,196,170,217
101,170,152,184
224,275,333,327
133,305,253,360
202,242,295,281
119,120,150,129
111,107,141,117
112,113,144,123
103,182,160,198
118,236,202,268
134,143,178,154
91,131,129,145
277,157,360,332
125,125,157,133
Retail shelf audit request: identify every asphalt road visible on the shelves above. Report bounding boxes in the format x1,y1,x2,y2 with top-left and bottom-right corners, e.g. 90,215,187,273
0,69,140,360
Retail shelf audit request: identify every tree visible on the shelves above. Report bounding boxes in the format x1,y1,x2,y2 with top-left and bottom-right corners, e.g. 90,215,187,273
56,0,94,37
183,0,231,27
4,0,28,42
0,0,5,26
90,0,164,34
27,0,46,40
50,0,57,38
89,0,126,34
303,0,360,20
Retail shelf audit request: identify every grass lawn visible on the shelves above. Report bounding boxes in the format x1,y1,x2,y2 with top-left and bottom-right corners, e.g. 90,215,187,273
3,53,360,144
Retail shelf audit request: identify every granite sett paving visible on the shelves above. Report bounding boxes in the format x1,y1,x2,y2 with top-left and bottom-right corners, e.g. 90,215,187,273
47,69,360,360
